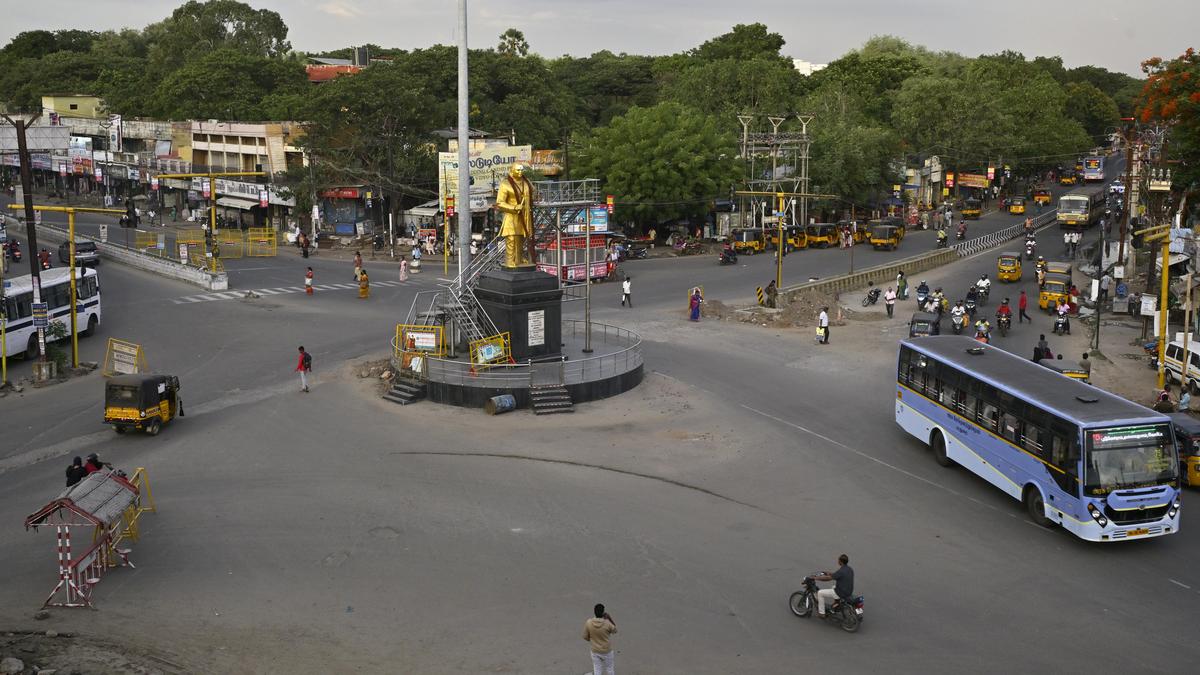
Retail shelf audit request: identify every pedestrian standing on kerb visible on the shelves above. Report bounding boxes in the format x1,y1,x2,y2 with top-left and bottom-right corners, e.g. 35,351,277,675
884,286,897,318
1018,290,1031,323
1081,353,1092,380
583,603,617,675
296,346,311,393
1099,272,1111,302
621,276,632,307
353,251,363,281
305,267,314,295
765,280,778,309
896,271,908,300
818,306,830,344
689,287,703,321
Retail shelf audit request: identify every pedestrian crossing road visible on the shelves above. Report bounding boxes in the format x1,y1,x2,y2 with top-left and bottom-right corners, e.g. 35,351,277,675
170,279,424,304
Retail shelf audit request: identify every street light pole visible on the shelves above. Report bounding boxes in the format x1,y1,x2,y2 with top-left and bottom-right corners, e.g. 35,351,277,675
456,0,471,275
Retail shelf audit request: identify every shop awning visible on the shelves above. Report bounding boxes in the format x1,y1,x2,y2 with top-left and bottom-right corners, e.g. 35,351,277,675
406,199,440,218
216,196,260,210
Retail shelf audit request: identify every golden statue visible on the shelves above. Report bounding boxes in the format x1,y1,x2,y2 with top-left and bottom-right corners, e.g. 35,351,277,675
494,163,535,268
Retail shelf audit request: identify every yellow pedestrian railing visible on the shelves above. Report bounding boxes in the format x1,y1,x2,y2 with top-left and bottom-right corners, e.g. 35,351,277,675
247,227,277,257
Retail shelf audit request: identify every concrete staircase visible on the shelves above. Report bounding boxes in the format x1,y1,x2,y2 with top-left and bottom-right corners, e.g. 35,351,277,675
383,379,426,405
530,385,573,415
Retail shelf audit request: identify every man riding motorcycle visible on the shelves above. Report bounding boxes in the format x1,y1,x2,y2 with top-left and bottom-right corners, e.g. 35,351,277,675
811,554,854,619
916,280,931,301
976,274,991,295
950,301,967,332
936,229,948,248
974,318,991,342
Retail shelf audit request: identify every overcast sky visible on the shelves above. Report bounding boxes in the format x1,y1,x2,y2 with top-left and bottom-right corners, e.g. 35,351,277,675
4,0,1196,76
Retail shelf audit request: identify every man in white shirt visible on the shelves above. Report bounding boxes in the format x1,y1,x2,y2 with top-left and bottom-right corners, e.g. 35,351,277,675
818,307,830,344
621,277,632,307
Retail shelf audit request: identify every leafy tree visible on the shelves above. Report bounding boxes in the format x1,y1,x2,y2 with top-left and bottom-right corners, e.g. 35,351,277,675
497,28,529,57
659,56,804,116
148,48,307,120
692,23,787,62
1137,48,1200,191
551,51,659,127
146,0,291,70
805,51,927,124
1066,64,1143,115
571,102,740,225
1063,81,1120,139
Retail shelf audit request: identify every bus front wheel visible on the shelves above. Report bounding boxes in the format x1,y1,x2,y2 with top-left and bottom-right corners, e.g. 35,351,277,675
24,336,38,361
1024,487,1052,528
931,431,953,467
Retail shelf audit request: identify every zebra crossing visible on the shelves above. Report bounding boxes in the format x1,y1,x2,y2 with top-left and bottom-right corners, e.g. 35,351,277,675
170,279,419,304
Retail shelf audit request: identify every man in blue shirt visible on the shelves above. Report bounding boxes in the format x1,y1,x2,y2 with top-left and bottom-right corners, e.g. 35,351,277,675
813,554,854,618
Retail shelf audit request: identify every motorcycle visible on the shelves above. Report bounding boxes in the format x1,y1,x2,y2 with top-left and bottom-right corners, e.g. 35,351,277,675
862,287,882,307
789,575,864,633
975,285,990,303
372,233,385,251
964,296,977,318
951,313,966,334
996,314,1011,337
956,223,967,240
718,250,738,266
936,234,948,249
1025,240,1036,260
974,330,991,344
916,287,930,307
621,246,649,261
1054,314,1071,336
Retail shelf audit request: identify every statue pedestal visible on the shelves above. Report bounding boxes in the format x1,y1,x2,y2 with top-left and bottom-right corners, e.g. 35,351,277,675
475,267,563,363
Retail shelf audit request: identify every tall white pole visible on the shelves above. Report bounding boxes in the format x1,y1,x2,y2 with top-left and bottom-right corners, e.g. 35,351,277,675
456,0,471,276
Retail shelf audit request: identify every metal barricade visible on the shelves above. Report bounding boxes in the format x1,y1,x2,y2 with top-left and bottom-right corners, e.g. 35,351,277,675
218,230,245,258
134,231,165,257
247,227,277,257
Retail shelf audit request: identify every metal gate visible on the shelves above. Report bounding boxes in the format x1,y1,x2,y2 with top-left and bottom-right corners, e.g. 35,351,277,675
529,358,565,387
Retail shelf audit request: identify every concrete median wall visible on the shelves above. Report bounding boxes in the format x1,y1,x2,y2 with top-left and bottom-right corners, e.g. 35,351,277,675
781,249,958,300
22,221,228,291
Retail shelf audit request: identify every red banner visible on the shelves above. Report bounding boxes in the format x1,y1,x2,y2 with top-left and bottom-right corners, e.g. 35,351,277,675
319,188,361,199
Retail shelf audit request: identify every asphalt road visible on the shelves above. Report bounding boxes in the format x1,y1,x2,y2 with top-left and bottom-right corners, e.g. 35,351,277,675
8,161,1194,673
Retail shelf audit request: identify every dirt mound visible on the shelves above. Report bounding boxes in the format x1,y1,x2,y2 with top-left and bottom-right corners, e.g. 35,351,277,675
700,299,731,320
779,290,841,327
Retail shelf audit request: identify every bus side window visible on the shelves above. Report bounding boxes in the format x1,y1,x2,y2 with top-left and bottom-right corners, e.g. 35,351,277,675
1023,426,1045,458
938,381,958,408
1000,412,1021,443
958,392,977,420
980,403,1000,432
897,347,912,382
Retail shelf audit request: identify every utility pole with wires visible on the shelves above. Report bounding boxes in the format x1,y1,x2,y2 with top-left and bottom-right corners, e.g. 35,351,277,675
1,112,49,368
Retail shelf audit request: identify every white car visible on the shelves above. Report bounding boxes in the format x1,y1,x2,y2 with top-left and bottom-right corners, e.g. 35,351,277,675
1109,182,1126,195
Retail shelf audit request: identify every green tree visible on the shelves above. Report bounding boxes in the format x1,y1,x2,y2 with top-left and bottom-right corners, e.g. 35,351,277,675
571,102,740,225
692,23,786,62
551,51,659,127
659,56,804,117
497,28,529,57
1063,81,1120,139
146,0,291,70
148,48,307,120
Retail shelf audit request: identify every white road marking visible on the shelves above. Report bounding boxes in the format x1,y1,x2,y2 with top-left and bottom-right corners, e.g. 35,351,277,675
170,277,429,304
1169,579,1191,590
256,289,280,295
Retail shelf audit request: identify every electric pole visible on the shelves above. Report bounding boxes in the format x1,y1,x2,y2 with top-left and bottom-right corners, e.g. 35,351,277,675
1,113,47,362
456,0,471,274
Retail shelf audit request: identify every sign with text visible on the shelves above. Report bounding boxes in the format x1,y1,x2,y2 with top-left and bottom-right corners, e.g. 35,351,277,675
32,302,48,329
103,338,148,376
438,145,532,212
958,173,990,189
527,309,545,347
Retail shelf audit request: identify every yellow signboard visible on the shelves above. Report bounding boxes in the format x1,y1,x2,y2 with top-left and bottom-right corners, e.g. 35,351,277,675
470,333,511,369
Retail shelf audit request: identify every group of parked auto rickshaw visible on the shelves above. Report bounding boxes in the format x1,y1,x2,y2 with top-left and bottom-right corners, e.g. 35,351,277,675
731,219,903,256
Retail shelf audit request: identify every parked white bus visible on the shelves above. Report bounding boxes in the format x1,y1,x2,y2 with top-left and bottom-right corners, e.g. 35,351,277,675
2,267,102,359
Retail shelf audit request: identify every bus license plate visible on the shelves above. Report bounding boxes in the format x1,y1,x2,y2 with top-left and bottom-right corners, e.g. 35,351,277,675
1126,528,1149,537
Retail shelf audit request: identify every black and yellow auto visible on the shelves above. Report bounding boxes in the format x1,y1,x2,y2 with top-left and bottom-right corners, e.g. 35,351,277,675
805,223,838,248
1033,189,1052,206
869,223,902,251
961,198,982,219
1007,196,1026,215
1059,170,1077,186
766,225,806,252
1167,413,1200,487
997,251,1022,282
1046,261,1073,278
731,227,766,255
1040,359,1090,383
1038,273,1072,311
104,373,184,436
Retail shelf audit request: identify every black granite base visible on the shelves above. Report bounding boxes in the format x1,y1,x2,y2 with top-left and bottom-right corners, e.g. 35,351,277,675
426,364,643,409
475,267,563,363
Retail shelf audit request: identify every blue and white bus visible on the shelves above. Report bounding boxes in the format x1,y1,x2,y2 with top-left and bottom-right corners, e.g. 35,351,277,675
2,267,102,359
896,336,1181,542
1083,155,1105,182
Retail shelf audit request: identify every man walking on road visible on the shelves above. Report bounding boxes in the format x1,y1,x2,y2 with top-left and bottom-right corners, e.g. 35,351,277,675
296,346,311,392
583,604,617,675
818,307,830,344
884,286,897,318
1100,272,1112,302
621,276,632,307
1018,290,1031,323
896,271,908,300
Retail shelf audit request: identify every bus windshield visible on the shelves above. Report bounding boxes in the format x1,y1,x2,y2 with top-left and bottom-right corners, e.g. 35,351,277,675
1084,424,1178,494
1060,198,1087,214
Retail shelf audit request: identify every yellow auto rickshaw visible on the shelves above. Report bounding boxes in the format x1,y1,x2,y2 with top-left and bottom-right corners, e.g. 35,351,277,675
1039,273,1072,311
1046,261,1073,278
104,373,184,436
1059,171,1077,186
766,225,806,252
961,198,982,219
997,252,1022,282
1040,359,1090,383
731,227,766,255
806,223,838,248
842,220,868,245
1008,197,1026,215
869,223,902,251
1033,189,1052,206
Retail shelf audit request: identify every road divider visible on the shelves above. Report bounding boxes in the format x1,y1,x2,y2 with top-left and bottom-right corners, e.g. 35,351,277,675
952,210,1058,257
781,249,957,299
27,221,228,291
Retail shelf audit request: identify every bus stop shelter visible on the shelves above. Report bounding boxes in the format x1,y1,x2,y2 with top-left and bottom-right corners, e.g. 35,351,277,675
24,469,153,608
